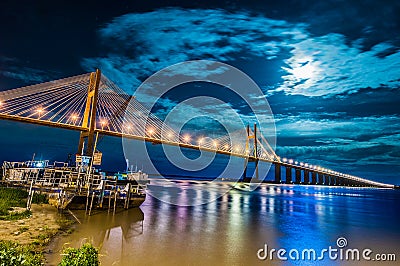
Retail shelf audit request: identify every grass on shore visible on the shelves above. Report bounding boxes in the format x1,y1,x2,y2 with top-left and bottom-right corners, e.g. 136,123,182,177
0,241,42,265
59,243,99,266
0,186,99,265
0,187,48,220
0,187,64,265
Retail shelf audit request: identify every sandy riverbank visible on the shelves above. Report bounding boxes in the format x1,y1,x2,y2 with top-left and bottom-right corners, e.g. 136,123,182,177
0,204,67,245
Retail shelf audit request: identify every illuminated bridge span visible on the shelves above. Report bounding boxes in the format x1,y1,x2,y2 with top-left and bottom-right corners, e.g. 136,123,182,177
0,70,394,189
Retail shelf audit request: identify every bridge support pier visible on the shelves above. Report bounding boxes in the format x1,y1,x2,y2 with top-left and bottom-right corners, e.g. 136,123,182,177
317,174,324,185
285,166,292,184
323,175,329,185
303,170,309,184
242,124,259,182
275,163,281,183
295,169,301,184
78,69,101,156
311,172,317,185
242,158,259,182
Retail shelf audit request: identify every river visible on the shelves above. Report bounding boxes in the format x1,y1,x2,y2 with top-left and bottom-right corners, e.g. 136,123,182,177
47,179,400,265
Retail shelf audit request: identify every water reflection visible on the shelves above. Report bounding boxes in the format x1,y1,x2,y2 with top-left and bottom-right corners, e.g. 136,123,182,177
48,181,400,265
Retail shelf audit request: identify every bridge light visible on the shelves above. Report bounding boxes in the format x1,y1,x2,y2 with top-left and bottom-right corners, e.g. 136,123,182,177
262,152,267,157
71,114,79,120
198,137,204,145
100,119,108,129
213,140,218,147
147,128,154,135
36,108,44,115
288,159,294,164
165,132,173,139
282,158,288,162
183,134,191,143
300,162,304,166
304,163,309,167
234,146,240,153
294,161,299,165
224,144,229,150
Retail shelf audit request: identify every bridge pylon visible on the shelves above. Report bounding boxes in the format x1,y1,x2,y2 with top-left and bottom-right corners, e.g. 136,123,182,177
242,123,259,182
77,69,101,156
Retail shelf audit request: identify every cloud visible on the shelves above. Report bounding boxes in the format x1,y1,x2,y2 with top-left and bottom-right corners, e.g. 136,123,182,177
82,8,400,99
0,56,56,85
275,114,400,168
81,8,307,93
275,35,400,96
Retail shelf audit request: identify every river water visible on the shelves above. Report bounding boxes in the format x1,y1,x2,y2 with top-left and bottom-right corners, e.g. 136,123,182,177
47,179,400,265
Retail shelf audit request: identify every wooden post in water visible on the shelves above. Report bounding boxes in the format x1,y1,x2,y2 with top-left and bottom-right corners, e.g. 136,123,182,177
99,180,105,208
89,191,95,216
108,188,112,213
113,186,118,214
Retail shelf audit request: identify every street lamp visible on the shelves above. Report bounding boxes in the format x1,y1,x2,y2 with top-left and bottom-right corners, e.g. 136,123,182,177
100,119,107,130
147,128,154,135
212,140,218,148
71,114,79,125
36,107,44,118
183,134,191,143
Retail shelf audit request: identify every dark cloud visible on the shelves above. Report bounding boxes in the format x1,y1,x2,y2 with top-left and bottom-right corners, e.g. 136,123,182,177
81,8,400,99
0,56,58,85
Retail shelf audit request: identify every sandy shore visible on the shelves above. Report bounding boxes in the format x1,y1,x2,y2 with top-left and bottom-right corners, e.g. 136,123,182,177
0,204,61,245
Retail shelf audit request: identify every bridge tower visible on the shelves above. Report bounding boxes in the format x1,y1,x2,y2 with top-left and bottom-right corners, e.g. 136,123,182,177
77,69,101,156
242,123,259,182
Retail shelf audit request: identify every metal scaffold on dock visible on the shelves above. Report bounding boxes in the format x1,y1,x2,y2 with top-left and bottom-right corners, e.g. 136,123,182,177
1,159,148,212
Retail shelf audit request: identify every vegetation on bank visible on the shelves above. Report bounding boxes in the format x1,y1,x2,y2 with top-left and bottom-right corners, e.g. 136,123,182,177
0,241,42,266
0,187,100,265
59,243,99,266
0,187,48,220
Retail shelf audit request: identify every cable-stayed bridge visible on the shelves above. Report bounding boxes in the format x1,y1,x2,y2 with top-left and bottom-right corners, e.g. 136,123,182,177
0,70,394,188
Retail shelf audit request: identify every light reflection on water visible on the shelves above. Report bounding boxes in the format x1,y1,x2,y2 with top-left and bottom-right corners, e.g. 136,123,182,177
48,181,400,265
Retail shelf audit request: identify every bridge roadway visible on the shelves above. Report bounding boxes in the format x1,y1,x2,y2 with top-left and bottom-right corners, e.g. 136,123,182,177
100,129,393,189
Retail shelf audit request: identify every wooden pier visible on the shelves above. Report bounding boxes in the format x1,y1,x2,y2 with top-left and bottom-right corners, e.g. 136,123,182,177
1,160,147,213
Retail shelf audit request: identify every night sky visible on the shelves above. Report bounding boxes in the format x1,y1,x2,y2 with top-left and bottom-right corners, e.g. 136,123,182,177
0,1,399,184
